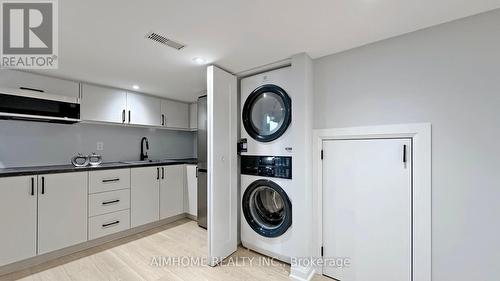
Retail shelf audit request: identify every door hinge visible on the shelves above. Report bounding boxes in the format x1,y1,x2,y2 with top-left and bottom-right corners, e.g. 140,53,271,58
321,246,324,257
320,149,324,160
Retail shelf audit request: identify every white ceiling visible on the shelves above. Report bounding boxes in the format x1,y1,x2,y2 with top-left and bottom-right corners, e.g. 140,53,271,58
34,0,500,102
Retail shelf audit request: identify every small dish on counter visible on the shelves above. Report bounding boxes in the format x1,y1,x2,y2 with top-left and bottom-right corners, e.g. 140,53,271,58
71,153,90,167
88,153,103,166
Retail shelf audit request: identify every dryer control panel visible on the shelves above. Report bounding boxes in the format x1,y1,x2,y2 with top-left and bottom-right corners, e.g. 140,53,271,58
241,156,292,179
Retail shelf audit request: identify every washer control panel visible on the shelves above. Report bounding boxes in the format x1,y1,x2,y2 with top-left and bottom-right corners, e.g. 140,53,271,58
241,156,292,179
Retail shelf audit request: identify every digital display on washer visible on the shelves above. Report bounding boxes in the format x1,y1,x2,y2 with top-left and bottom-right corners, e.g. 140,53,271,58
241,156,292,179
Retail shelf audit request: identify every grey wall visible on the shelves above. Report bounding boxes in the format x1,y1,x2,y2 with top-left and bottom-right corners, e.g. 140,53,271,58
313,9,500,281
0,120,196,168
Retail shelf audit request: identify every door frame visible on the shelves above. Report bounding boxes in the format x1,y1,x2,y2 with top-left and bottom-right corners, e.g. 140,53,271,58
312,123,431,281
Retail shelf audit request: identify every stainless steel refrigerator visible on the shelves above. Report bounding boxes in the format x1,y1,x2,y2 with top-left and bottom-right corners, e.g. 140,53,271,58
197,96,207,229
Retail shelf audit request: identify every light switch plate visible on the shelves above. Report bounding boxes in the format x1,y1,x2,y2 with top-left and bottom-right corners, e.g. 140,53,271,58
96,142,104,151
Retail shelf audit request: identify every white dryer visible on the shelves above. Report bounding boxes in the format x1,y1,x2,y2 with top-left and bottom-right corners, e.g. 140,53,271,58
240,67,296,262
240,155,294,262
240,67,297,262
240,67,293,155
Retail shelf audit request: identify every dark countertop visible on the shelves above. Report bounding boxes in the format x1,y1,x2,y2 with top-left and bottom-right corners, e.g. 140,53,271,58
0,158,198,178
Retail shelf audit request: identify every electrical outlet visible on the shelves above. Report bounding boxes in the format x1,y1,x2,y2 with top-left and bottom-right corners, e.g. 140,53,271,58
96,142,104,151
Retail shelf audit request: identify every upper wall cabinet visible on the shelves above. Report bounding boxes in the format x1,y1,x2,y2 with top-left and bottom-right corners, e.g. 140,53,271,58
127,92,162,127
161,99,189,129
0,70,79,99
79,82,191,130
189,103,197,130
81,84,127,124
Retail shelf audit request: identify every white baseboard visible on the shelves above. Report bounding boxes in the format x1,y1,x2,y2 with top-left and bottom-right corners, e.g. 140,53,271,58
289,264,316,281
185,213,197,221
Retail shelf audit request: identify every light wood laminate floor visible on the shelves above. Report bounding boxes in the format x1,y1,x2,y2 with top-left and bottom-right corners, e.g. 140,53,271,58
1,219,330,281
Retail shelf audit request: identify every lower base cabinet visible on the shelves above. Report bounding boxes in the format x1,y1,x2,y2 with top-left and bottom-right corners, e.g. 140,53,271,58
131,167,160,228
0,164,195,268
185,165,198,217
160,165,185,219
38,172,88,255
0,176,37,267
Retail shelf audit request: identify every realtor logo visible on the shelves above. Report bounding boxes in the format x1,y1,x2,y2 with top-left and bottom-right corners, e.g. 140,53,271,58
1,0,58,68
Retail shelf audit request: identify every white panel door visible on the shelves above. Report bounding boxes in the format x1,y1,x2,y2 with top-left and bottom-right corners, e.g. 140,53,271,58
206,65,238,266
185,164,198,216
322,139,412,281
127,92,162,126
38,172,88,255
160,165,185,219
131,167,160,227
80,83,127,124
161,99,189,129
0,176,37,266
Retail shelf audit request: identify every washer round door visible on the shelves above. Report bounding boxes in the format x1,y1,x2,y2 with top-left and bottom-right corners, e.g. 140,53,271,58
242,179,292,238
242,84,292,142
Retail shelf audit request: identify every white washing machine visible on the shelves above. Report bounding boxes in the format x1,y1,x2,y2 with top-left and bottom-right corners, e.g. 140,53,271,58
240,67,293,156
240,67,296,262
240,156,294,263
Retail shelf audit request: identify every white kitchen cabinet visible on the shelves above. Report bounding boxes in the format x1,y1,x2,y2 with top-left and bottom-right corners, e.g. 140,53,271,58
185,165,197,217
160,165,185,219
189,103,197,130
88,209,130,240
127,92,162,126
131,167,160,227
80,83,127,124
37,172,88,255
0,69,80,99
161,99,189,129
0,176,37,266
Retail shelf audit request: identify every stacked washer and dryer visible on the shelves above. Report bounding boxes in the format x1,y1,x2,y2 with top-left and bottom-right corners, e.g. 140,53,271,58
240,67,296,262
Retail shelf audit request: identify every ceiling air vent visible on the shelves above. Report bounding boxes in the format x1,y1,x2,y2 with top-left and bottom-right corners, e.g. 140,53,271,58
145,31,185,50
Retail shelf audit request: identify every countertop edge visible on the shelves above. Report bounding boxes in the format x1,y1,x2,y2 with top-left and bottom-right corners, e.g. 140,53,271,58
0,159,198,178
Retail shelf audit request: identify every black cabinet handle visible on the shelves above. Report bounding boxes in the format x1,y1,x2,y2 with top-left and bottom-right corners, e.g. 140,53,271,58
122,109,126,123
128,110,131,123
30,177,35,196
161,167,164,179
102,220,120,228
41,176,45,194
157,167,160,180
102,178,120,183
162,114,165,126
20,86,44,93
403,145,407,164
102,199,120,205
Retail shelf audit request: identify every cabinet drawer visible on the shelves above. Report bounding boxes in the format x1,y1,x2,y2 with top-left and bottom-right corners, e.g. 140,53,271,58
88,209,130,240
89,169,130,194
89,189,130,217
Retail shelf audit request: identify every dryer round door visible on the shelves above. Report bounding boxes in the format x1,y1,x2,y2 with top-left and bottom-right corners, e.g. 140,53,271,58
242,84,292,142
242,179,292,238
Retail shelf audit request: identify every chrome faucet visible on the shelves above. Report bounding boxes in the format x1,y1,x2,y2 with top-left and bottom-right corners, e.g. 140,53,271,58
140,137,149,161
